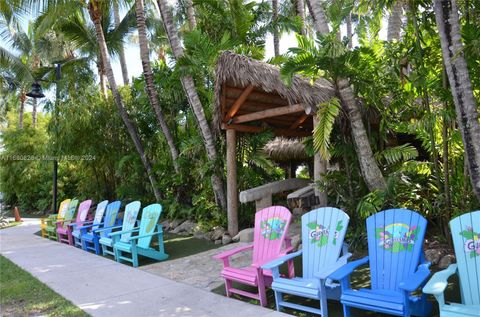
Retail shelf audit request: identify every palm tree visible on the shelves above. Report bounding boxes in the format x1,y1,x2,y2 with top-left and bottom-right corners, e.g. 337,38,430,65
295,0,306,35
303,0,387,191
87,0,162,201
156,0,227,211
434,0,480,201
113,0,129,85
272,0,280,56
134,0,180,173
183,0,197,30
387,0,404,41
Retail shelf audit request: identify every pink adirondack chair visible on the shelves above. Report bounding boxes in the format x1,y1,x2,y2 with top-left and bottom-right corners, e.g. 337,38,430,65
57,199,92,245
213,206,294,307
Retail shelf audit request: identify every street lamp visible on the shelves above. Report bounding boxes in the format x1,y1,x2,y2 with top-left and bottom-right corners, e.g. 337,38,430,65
26,63,61,214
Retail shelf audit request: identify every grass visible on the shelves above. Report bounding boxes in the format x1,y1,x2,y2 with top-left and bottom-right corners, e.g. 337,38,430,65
0,255,89,317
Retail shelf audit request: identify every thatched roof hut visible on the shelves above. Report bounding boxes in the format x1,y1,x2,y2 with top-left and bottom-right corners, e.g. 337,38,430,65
263,137,310,163
214,51,335,137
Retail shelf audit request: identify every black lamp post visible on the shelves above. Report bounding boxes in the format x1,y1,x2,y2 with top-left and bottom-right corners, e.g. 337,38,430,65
26,63,61,214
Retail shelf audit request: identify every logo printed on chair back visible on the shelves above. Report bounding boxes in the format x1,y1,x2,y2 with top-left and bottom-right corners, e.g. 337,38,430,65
460,226,480,258
307,220,344,248
138,204,162,249
376,223,420,252
260,217,286,240
120,201,141,242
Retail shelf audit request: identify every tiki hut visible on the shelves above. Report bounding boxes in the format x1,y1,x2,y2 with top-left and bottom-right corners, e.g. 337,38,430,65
213,51,335,235
263,137,312,178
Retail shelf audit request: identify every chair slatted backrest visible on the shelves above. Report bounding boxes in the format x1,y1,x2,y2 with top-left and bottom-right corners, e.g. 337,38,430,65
301,207,350,279
56,199,71,220
449,210,480,305
74,200,93,224
99,201,122,238
62,199,79,229
137,203,162,249
91,200,108,230
366,208,427,291
252,206,292,265
120,201,141,242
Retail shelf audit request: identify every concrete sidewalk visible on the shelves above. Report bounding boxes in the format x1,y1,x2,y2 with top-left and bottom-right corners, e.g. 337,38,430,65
0,220,288,317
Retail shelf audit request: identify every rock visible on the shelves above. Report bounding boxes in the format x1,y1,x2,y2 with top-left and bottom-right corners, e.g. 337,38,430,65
169,219,183,230
211,226,226,241
214,239,222,245
292,208,303,219
232,228,254,243
193,231,206,239
290,234,301,250
425,249,444,265
172,220,196,235
438,254,455,269
288,222,301,236
222,234,232,245
160,220,170,230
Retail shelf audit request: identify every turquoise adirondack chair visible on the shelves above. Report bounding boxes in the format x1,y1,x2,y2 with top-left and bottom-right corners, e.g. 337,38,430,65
423,210,480,317
72,200,108,248
81,200,122,254
213,206,294,307
98,201,141,257
330,208,432,317
263,207,350,316
111,203,168,267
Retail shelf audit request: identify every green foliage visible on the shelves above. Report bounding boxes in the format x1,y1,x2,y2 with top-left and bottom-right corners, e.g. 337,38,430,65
313,98,340,160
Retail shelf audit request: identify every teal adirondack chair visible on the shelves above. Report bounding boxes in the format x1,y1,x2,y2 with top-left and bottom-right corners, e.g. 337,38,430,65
98,201,141,257
423,210,480,317
112,203,168,267
263,207,350,316
330,208,432,317
72,200,108,248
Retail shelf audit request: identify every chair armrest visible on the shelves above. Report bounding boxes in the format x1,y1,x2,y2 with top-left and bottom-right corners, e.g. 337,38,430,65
93,225,122,233
399,263,431,292
422,264,457,295
213,244,253,260
109,227,140,237
329,256,369,281
316,252,352,280
262,250,303,270
128,231,159,241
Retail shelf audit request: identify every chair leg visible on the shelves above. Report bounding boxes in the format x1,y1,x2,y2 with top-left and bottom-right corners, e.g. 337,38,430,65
132,252,139,267
320,295,328,317
274,291,282,311
287,259,295,278
257,273,268,307
114,248,121,262
343,304,351,317
224,279,233,297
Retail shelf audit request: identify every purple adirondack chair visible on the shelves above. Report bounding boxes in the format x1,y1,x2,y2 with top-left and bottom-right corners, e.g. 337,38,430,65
57,199,92,245
213,206,294,307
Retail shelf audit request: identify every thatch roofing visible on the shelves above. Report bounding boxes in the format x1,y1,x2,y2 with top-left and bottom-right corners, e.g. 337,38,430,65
263,137,311,163
214,51,335,136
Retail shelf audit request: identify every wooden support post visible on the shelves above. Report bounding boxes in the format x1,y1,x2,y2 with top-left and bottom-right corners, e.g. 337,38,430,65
255,196,272,211
226,129,238,236
313,116,328,206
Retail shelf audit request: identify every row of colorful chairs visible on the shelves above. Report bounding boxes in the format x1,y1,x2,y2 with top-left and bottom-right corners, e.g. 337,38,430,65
40,198,168,267
213,207,480,317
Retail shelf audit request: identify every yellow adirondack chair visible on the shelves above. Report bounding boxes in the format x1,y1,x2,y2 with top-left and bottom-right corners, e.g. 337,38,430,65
40,199,71,238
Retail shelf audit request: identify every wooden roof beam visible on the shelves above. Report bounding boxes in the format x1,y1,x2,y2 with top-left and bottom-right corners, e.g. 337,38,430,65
289,114,309,129
225,84,255,121
232,104,305,124
221,123,311,137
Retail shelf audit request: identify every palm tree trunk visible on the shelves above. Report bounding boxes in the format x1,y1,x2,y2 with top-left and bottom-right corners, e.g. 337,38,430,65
309,1,387,191
387,0,404,41
97,59,107,98
434,0,480,201
32,97,37,128
135,0,180,174
272,0,280,57
113,0,129,85
305,0,330,35
295,0,306,36
346,12,353,49
156,0,227,211
88,1,162,201
19,92,25,129
184,0,197,30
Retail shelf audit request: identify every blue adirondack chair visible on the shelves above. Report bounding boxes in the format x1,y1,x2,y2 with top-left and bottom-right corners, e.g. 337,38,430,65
111,203,168,267
80,201,121,254
97,201,141,257
263,207,351,316
330,208,432,317
423,210,480,317
72,200,108,248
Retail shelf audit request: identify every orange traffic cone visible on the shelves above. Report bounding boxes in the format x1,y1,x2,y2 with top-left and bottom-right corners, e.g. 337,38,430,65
14,206,23,222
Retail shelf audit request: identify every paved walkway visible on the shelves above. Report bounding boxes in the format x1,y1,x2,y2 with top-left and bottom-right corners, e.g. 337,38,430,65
0,220,288,317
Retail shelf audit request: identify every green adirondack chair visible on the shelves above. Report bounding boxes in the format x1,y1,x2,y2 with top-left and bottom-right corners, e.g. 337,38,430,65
423,210,480,317
111,203,168,267
45,199,78,240
41,199,71,239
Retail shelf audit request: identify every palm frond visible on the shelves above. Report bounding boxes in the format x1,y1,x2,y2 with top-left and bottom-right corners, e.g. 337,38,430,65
313,98,340,160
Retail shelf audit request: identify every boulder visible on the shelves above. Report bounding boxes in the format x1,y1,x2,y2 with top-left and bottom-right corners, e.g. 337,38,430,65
172,220,196,235
232,228,254,243
215,239,222,245
222,234,232,245
169,219,183,230
438,254,455,269
160,220,170,230
211,226,226,241
425,249,445,265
